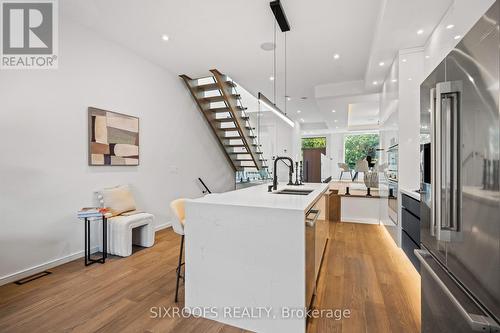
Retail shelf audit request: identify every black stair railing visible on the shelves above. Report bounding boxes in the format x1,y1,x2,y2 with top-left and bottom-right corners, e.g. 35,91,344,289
198,178,212,194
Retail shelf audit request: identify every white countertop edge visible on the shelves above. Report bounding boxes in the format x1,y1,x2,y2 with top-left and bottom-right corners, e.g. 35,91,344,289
187,183,329,212
400,187,421,201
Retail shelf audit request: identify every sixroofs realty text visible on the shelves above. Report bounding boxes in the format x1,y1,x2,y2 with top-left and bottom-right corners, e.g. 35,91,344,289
150,306,352,320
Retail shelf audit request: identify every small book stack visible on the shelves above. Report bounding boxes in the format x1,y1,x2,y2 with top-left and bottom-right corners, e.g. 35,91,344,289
78,207,108,219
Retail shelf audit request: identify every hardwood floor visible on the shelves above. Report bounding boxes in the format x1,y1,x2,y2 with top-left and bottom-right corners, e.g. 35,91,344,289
0,230,250,333
308,222,420,333
0,222,420,333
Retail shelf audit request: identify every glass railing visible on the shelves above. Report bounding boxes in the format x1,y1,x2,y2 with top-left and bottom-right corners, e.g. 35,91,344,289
226,77,275,188
196,75,282,189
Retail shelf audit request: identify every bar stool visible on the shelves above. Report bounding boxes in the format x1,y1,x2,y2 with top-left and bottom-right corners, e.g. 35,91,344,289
170,198,186,303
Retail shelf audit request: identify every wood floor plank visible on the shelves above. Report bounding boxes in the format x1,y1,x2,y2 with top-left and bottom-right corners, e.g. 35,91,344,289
308,222,420,333
0,223,420,333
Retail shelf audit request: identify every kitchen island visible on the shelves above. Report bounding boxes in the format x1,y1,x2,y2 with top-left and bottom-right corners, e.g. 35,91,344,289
184,182,329,333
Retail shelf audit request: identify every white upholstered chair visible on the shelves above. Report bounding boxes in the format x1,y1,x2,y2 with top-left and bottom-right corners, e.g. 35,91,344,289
96,185,155,257
352,159,370,181
170,198,186,303
337,163,352,180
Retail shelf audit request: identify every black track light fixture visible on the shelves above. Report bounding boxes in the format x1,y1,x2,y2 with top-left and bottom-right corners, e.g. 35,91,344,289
270,0,290,32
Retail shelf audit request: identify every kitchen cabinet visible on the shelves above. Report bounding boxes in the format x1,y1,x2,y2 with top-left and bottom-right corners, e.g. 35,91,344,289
401,192,421,271
314,194,329,279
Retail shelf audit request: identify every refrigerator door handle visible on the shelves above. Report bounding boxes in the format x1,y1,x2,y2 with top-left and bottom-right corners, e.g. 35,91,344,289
415,249,499,332
449,92,460,232
434,84,443,240
430,88,436,237
435,81,463,240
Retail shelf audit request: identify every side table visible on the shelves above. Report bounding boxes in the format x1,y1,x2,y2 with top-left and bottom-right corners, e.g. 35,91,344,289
83,215,107,266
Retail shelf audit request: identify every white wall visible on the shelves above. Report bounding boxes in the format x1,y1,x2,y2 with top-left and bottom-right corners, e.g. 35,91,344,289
398,48,425,191
0,17,235,283
327,133,345,180
378,48,425,245
259,116,297,181
379,56,400,245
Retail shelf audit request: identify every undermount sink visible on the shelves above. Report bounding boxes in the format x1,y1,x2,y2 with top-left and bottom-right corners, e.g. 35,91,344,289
275,188,314,195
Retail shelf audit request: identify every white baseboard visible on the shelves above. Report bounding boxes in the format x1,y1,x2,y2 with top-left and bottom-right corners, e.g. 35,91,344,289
342,218,380,225
0,246,99,286
155,221,171,231
1,223,172,286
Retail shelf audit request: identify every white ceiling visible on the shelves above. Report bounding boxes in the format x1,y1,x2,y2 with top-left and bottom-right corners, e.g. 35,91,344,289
348,101,380,130
364,0,453,91
63,0,453,132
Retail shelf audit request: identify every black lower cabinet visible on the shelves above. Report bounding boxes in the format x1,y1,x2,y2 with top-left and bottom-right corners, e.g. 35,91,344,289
401,193,421,272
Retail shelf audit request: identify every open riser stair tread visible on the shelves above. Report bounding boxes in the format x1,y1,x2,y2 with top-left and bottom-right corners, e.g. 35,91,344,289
209,107,247,112
200,94,241,103
180,69,266,171
194,81,236,92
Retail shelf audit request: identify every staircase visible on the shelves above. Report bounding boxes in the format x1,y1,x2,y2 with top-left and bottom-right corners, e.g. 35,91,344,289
180,69,268,173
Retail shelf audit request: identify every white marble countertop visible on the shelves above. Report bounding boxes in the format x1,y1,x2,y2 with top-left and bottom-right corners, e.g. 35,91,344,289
400,187,421,201
188,182,329,212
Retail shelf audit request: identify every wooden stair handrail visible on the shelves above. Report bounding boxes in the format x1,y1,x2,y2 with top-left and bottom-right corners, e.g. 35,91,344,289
210,69,261,170
179,74,237,172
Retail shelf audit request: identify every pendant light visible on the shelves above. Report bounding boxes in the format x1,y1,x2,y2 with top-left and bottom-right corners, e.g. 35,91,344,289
259,0,294,128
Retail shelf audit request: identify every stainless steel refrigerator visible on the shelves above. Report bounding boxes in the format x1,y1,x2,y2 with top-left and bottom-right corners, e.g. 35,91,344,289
418,1,500,332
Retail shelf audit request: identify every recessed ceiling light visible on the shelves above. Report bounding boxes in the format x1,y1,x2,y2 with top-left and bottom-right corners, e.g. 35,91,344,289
372,81,378,85
300,118,305,123
417,29,424,35
425,55,430,59
454,35,461,40
161,34,169,41
402,58,407,63
379,62,385,66
336,126,339,129
446,24,455,29
297,110,301,113
428,108,432,113
391,79,397,83
269,76,275,81
408,78,413,81
334,119,338,123
331,109,336,113
333,53,340,60
286,96,291,101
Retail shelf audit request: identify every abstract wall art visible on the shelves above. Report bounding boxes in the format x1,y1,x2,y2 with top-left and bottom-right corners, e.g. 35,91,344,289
88,107,139,166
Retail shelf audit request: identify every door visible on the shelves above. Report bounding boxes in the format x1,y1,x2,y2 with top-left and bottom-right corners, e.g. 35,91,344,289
303,148,326,182
441,4,500,322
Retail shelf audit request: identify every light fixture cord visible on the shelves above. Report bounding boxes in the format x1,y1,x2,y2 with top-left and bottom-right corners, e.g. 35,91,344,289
273,19,277,105
284,32,287,115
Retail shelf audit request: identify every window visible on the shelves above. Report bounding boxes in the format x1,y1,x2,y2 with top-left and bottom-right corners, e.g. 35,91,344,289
302,137,326,149
344,134,379,168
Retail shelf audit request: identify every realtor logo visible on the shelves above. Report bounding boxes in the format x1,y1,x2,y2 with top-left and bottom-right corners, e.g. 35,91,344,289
1,0,58,69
